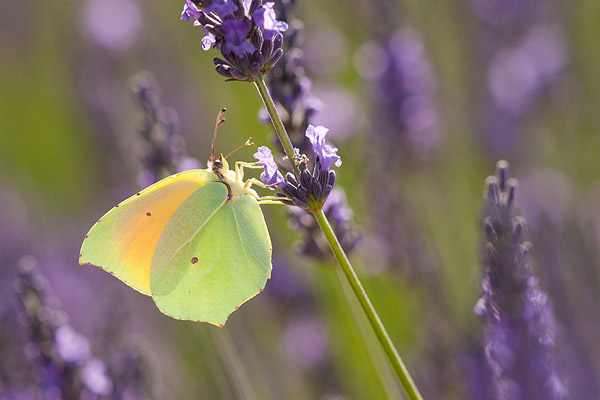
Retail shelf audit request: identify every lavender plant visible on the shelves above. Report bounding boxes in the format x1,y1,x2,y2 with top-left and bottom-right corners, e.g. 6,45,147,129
357,27,441,278
470,0,567,155
180,1,421,398
475,161,566,399
130,71,201,188
262,0,359,261
5,256,152,400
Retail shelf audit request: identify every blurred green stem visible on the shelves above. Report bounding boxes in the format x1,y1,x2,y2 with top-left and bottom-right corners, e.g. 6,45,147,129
314,210,423,400
207,327,257,400
253,73,423,400
253,74,301,178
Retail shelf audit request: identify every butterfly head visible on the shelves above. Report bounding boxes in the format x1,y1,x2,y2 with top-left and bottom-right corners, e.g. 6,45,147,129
207,154,258,202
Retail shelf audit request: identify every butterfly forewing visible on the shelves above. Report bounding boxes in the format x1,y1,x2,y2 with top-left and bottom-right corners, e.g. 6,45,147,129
79,169,218,295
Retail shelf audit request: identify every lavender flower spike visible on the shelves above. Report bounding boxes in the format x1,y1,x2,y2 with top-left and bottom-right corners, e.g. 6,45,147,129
253,2,288,40
180,0,286,81
475,160,566,399
306,124,342,170
254,145,284,189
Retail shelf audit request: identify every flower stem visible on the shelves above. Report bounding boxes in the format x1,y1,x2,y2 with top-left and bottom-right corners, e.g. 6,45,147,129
253,74,301,178
253,74,422,400
314,210,423,400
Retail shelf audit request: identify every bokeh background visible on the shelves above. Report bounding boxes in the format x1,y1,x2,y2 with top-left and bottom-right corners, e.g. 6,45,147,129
1,0,600,398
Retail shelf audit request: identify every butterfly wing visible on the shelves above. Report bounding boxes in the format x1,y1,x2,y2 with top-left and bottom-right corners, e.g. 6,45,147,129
150,186,272,326
79,169,218,295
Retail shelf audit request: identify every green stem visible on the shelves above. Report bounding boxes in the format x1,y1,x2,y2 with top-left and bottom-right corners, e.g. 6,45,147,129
253,74,422,400
314,210,423,400
253,74,301,178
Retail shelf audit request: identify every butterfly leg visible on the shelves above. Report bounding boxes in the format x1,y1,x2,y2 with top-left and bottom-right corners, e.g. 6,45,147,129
234,161,263,183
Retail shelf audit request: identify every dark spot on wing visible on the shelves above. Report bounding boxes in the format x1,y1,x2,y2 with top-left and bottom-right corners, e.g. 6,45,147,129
115,204,120,207
146,212,152,216
136,192,141,196
191,257,198,264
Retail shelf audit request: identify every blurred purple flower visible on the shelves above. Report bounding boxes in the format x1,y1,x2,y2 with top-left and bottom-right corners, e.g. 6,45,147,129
254,146,284,188
475,160,566,399
471,0,567,155
7,256,153,399
280,315,329,370
82,0,142,52
82,359,113,396
357,28,440,162
253,2,288,40
306,124,341,170
130,71,202,186
287,188,360,261
54,326,90,364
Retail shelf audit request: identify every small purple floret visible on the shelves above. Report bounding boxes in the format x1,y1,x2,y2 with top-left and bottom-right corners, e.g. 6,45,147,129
253,2,289,40
202,28,216,50
306,124,342,170
254,146,285,189
181,0,201,21
221,19,255,57
205,0,238,18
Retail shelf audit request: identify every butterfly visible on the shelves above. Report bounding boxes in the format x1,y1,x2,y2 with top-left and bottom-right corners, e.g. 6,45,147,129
79,111,283,327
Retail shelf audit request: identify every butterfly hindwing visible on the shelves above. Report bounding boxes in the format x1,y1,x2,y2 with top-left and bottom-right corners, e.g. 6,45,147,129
151,184,272,326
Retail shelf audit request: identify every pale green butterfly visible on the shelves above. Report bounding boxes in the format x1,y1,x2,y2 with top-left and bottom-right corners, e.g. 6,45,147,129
79,111,284,327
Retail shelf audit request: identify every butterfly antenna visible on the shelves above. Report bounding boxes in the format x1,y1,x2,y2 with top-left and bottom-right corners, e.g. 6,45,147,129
211,108,227,161
225,138,254,160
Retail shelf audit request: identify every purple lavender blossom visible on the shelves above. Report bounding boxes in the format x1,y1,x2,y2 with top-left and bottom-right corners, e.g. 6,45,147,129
181,0,201,21
221,19,255,57
254,145,284,188
253,2,288,40
475,160,566,399
305,124,342,170
180,0,286,81
202,28,216,50
204,0,238,18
